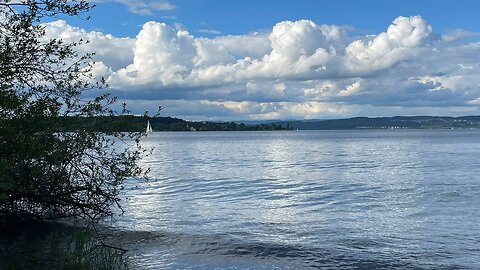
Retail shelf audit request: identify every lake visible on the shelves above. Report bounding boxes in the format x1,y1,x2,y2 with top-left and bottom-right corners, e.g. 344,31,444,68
114,130,480,269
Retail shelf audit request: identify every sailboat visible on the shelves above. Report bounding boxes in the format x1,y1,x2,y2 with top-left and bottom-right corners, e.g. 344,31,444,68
146,120,153,133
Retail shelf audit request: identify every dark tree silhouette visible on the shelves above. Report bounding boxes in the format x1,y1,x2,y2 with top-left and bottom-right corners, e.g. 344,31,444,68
0,0,147,222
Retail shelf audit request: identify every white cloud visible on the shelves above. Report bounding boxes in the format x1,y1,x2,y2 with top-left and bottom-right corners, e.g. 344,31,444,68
274,83,287,94
110,21,197,87
106,17,436,88
198,29,222,35
43,16,480,120
92,0,175,15
43,20,135,70
83,61,113,84
131,99,352,120
344,16,434,74
193,38,233,67
213,33,271,59
442,29,479,42
467,98,480,105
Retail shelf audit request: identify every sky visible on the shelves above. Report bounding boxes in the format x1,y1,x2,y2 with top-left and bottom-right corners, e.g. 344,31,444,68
45,0,480,120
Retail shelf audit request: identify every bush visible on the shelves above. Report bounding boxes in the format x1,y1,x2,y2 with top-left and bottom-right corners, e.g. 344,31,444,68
0,0,146,222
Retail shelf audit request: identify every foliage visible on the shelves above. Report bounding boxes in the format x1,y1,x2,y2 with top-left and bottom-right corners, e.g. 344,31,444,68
0,0,146,222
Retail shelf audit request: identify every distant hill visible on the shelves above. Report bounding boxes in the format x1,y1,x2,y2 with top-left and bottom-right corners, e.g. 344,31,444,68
275,116,480,130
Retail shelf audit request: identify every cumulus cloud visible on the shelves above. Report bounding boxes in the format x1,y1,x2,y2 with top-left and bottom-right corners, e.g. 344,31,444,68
43,20,135,70
110,22,197,88
107,17,436,88
43,16,480,119
344,16,434,74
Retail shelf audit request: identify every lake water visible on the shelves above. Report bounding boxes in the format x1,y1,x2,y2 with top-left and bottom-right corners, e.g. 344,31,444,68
114,130,480,269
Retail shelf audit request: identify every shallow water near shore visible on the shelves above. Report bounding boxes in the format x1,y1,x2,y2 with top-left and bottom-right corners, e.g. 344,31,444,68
111,130,480,269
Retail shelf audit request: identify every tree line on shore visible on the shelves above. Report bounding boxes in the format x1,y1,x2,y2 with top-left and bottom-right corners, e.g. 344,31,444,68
54,115,290,132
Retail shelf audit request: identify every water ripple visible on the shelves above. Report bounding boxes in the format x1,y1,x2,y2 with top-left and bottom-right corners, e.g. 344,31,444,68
115,130,480,269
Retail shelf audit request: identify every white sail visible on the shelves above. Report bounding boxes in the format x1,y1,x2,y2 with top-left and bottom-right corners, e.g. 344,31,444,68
146,120,153,133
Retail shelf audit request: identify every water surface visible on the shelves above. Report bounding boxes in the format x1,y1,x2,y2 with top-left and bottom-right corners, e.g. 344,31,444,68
116,130,480,269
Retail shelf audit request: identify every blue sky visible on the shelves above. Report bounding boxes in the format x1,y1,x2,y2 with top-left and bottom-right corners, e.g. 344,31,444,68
47,0,480,120
79,0,480,38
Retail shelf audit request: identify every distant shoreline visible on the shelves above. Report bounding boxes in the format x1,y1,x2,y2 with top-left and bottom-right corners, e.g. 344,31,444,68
54,115,290,132
51,115,480,132
273,115,480,130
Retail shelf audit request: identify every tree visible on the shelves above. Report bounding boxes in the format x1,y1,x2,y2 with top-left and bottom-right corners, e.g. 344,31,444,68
0,0,146,222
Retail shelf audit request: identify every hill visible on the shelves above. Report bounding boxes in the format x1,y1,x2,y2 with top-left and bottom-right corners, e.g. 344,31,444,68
277,116,480,130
